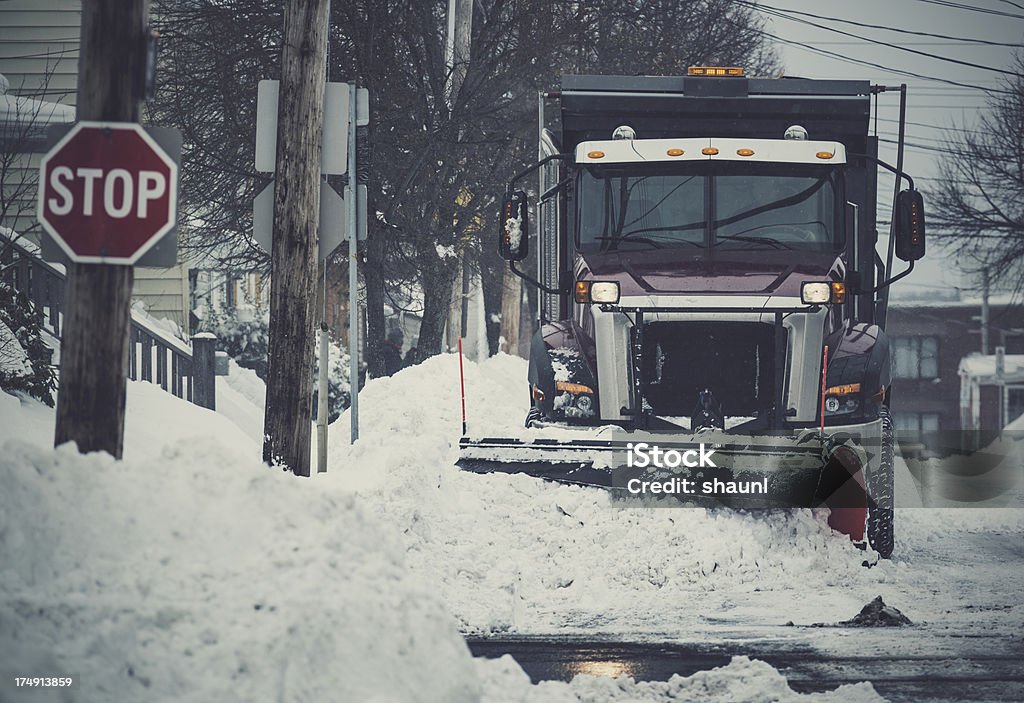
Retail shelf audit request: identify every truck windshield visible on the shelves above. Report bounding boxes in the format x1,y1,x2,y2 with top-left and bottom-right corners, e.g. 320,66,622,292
577,163,839,253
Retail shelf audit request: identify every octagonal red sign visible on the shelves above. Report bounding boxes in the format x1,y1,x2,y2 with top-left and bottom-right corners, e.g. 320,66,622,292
37,122,178,265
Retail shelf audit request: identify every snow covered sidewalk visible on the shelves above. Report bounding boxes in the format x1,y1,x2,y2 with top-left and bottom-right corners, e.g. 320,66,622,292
1,353,1020,700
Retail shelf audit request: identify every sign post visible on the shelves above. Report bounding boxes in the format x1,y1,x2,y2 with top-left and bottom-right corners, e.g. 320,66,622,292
348,82,359,444
44,0,178,458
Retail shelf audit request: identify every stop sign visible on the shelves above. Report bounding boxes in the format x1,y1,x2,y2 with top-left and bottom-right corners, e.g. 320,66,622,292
38,121,178,265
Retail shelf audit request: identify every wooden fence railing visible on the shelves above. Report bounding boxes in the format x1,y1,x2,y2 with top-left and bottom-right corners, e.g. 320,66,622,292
0,233,216,410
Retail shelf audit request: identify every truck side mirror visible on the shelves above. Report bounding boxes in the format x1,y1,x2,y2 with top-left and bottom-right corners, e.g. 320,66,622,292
498,190,529,262
895,189,926,261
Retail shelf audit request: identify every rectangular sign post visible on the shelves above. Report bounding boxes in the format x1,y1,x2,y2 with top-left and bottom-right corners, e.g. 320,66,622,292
348,82,360,444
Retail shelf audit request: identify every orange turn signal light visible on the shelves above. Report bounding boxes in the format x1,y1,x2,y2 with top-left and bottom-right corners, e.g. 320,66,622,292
816,151,834,159
556,381,594,395
825,383,861,396
574,280,591,303
830,281,846,303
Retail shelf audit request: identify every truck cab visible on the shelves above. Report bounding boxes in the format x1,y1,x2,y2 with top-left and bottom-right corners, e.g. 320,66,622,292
501,71,924,436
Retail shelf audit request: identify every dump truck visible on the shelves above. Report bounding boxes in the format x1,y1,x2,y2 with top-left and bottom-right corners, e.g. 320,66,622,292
459,70,927,558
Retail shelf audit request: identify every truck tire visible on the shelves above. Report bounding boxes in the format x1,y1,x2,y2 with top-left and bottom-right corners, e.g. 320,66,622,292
867,407,895,558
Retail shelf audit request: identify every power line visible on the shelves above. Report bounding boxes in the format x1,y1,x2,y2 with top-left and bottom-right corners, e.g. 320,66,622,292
740,2,1024,77
815,41,1022,46
912,0,1024,20
874,116,978,134
758,31,1015,95
742,1,1024,47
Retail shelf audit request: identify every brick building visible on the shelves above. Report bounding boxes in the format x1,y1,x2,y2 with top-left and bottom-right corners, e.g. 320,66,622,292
886,299,1024,432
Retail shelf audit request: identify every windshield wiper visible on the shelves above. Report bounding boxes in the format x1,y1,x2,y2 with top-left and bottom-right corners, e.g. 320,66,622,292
594,230,703,250
713,234,793,250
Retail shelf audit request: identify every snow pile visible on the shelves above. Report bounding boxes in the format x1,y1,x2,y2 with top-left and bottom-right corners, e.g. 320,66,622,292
327,354,897,635
0,389,479,702
477,655,885,702
0,371,888,702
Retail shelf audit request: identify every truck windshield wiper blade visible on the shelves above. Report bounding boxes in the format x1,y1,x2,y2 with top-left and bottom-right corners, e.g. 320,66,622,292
713,234,793,250
594,230,703,249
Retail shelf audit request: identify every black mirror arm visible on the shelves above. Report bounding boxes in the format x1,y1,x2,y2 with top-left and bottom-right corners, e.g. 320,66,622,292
861,259,914,294
848,152,915,191
510,259,566,295
508,153,571,193
541,176,572,202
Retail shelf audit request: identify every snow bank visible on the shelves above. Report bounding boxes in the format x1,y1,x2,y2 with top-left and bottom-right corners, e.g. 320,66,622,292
0,389,479,702
327,354,901,635
0,373,887,702
476,655,885,702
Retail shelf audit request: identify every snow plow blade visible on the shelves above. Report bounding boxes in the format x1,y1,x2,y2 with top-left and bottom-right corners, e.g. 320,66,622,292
457,429,860,507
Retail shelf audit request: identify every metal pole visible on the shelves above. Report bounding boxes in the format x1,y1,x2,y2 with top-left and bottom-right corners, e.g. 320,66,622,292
981,266,990,355
317,322,329,472
348,82,359,443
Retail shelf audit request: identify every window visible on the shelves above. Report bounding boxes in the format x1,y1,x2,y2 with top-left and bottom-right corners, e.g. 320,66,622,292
892,336,939,379
577,163,839,253
1008,386,1024,426
894,412,940,433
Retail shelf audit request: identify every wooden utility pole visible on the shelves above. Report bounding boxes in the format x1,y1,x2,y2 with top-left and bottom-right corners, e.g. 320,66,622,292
54,0,149,457
499,268,521,357
262,0,330,475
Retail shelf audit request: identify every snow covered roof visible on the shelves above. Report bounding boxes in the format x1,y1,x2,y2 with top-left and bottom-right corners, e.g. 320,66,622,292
891,294,1019,310
959,352,1024,380
0,73,75,151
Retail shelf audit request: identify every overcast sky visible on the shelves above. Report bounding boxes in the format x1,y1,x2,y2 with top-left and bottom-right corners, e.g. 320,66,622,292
751,0,1022,298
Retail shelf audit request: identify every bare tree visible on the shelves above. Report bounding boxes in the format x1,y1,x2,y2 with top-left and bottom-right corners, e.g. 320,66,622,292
929,54,1024,297
150,0,778,374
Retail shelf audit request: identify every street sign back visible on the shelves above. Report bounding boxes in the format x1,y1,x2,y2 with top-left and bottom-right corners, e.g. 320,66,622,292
255,81,368,174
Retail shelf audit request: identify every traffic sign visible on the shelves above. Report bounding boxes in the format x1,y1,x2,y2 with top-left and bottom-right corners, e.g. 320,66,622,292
252,180,366,261
37,121,178,265
255,81,369,174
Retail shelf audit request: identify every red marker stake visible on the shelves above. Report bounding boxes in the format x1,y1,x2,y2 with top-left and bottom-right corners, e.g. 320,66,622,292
458,337,467,435
820,345,829,435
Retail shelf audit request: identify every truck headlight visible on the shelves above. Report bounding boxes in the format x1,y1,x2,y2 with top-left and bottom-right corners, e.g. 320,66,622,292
589,281,620,304
801,282,830,304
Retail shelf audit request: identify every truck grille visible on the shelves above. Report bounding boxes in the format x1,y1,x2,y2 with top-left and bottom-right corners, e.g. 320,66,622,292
640,321,780,418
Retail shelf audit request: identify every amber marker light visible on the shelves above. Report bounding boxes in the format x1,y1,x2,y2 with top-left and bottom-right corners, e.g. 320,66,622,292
830,281,846,303
666,148,685,156
587,150,605,159
555,381,594,394
736,148,755,157
816,151,834,159
702,147,719,156
574,281,591,303
825,383,861,396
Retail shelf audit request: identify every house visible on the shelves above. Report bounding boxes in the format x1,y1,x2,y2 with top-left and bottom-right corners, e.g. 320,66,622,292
887,298,1024,433
0,1,193,333
959,350,1024,433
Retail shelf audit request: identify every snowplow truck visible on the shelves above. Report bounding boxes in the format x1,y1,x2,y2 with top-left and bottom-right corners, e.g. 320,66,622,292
459,70,927,558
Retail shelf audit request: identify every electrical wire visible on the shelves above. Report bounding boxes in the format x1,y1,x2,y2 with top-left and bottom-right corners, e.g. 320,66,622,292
738,1,1024,47
738,1,1024,77
912,0,1024,20
757,31,1016,95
